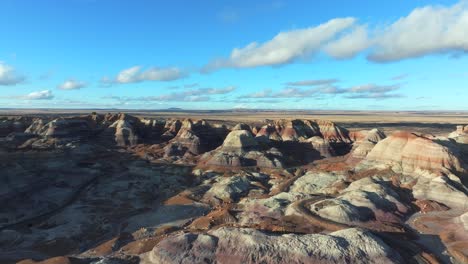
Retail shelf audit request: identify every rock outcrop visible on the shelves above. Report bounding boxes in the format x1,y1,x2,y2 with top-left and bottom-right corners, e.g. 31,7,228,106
0,117,32,137
202,175,252,204
347,128,386,162
163,119,228,158
198,130,285,168
108,115,141,147
33,118,92,138
311,177,410,225
449,125,468,139
255,119,351,144
412,175,468,209
361,131,466,176
144,227,403,264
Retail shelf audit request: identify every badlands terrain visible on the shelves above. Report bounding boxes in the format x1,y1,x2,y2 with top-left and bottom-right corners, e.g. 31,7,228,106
1,110,468,264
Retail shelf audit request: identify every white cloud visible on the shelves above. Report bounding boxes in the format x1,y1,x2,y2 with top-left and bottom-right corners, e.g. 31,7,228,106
286,79,339,86
239,83,402,100
58,79,86,90
324,26,371,59
242,88,273,98
369,1,468,62
0,62,26,85
203,1,468,71
391,74,409,80
348,83,400,93
20,90,54,100
104,86,236,102
203,17,356,71
104,66,186,85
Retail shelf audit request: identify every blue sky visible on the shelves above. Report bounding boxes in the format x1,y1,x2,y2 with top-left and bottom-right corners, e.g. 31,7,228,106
0,0,467,110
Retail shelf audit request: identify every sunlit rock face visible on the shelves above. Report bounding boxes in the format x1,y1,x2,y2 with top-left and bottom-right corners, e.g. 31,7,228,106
198,129,285,168
109,118,140,147
347,128,386,162
255,119,351,144
362,131,466,175
143,227,403,264
310,176,410,225
3,114,468,264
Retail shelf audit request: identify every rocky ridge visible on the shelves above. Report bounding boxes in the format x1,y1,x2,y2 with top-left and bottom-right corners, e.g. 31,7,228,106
1,114,467,264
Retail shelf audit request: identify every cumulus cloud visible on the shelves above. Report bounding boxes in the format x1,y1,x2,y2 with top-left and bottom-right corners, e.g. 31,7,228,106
0,62,26,85
103,66,186,85
15,90,54,100
58,79,87,90
285,79,339,86
203,17,356,71
368,1,468,62
324,26,371,59
203,1,468,71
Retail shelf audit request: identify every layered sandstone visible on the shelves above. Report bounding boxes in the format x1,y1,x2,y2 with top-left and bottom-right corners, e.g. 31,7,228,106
362,131,466,175
144,227,403,264
347,128,386,162
198,129,285,168
163,119,228,158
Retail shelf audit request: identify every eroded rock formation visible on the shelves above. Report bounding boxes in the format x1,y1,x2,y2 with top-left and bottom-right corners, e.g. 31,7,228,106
1,113,467,263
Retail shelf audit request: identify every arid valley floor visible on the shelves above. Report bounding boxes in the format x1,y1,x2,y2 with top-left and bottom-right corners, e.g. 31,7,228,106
1,110,468,264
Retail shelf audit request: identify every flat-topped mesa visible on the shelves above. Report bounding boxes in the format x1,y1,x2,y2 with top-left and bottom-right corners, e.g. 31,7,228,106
362,131,466,176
